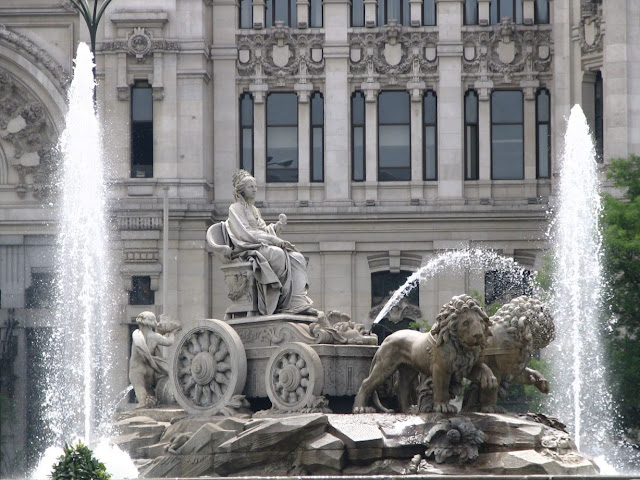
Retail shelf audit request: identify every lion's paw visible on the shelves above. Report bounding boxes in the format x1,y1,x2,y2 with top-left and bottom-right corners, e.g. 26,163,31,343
352,406,377,414
479,405,506,414
535,378,549,394
480,373,499,390
433,402,458,414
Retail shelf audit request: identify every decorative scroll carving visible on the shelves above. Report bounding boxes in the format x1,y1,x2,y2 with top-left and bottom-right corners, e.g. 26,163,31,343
0,24,71,90
100,28,180,60
462,20,552,83
349,26,438,84
236,23,325,87
0,69,58,199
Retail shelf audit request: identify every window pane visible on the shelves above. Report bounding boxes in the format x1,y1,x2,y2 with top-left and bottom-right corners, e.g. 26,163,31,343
274,0,289,24
267,93,297,125
378,0,385,25
132,123,153,166
500,0,513,21
240,0,253,28
515,0,522,24
353,126,365,181
352,92,365,124
311,93,323,125
387,0,401,22
402,0,410,25
267,126,298,182
310,0,322,26
312,127,323,181
535,0,549,23
425,125,436,180
291,0,298,26
265,0,273,26
423,0,436,25
492,124,523,179
537,124,549,178
241,127,253,173
379,125,410,180
465,91,478,123
464,0,478,24
490,0,497,24
240,94,253,127
424,91,436,124
536,89,549,122
466,125,478,179
132,87,152,122
379,91,410,124
491,91,523,123
352,0,364,25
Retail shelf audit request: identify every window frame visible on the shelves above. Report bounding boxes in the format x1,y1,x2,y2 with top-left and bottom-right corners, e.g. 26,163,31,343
265,0,297,27
351,0,365,26
239,0,253,28
377,90,411,182
266,92,299,183
490,90,524,180
464,89,479,181
351,91,366,182
239,93,254,175
423,90,437,181
422,0,436,26
130,80,153,179
464,0,478,25
310,0,323,27
310,91,324,182
535,88,551,179
594,71,603,162
377,0,410,26
490,0,522,25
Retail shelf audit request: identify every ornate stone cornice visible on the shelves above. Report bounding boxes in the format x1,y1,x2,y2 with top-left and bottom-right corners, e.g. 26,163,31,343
0,24,71,90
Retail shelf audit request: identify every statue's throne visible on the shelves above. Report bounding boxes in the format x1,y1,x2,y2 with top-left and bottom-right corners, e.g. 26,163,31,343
206,222,259,319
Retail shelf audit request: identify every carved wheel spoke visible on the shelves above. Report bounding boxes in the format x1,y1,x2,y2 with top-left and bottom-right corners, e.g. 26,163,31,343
170,319,247,414
266,342,324,411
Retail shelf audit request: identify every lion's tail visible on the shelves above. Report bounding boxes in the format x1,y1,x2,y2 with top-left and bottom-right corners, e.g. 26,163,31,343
372,390,394,414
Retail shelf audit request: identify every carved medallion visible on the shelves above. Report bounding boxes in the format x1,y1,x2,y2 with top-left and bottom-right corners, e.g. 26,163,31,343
127,27,152,61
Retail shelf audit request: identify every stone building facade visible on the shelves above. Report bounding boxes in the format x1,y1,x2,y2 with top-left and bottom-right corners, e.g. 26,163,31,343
0,0,637,472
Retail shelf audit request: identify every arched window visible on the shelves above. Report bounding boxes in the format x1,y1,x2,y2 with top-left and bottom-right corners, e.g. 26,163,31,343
265,0,297,27
378,0,410,26
464,0,478,25
310,92,324,182
423,90,437,180
239,0,253,28
464,90,479,180
536,88,550,178
351,91,366,181
491,90,523,180
423,0,436,26
239,93,254,174
266,93,298,182
490,0,522,25
378,91,411,181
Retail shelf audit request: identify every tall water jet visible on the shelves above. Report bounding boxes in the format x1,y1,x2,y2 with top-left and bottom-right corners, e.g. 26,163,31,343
546,105,615,462
40,42,115,447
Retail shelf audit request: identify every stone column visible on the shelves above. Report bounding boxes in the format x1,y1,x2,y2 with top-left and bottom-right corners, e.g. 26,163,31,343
363,87,379,203
364,0,377,26
478,0,490,25
154,52,178,179
252,96,267,199
297,87,313,201
253,0,266,28
477,91,491,198
523,95,537,196
410,0,422,26
409,84,425,202
522,0,535,25
297,0,310,27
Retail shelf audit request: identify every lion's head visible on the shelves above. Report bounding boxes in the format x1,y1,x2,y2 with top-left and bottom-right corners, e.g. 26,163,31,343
490,296,555,350
431,294,492,349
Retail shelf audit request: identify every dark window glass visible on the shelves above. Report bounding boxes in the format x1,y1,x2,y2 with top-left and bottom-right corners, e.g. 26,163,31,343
310,0,323,26
490,0,522,25
595,71,603,162
535,0,549,23
240,93,254,174
352,92,366,181
485,269,533,305
239,0,253,28
311,92,324,182
464,0,478,24
465,90,479,180
266,0,297,26
536,89,550,178
25,272,55,309
352,0,365,26
378,0,409,25
129,276,155,305
131,81,153,178
423,91,437,180
491,90,523,180
371,270,419,307
267,93,298,182
378,91,410,181
423,0,436,25
265,0,273,26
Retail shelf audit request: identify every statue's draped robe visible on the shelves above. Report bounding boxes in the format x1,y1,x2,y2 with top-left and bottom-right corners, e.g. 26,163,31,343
131,329,169,377
226,201,313,315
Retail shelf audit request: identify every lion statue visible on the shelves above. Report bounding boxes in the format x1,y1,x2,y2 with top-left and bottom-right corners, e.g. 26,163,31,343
353,294,497,414
461,296,555,413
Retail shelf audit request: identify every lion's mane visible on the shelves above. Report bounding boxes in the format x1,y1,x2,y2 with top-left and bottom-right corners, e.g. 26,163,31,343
491,296,555,353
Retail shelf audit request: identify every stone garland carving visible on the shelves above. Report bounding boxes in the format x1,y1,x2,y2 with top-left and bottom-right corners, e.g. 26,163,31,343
0,24,71,90
349,27,438,83
462,20,552,83
100,27,180,61
0,69,58,199
236,24,325,86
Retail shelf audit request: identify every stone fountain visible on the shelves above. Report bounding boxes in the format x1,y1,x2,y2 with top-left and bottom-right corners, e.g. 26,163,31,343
112,170,599,477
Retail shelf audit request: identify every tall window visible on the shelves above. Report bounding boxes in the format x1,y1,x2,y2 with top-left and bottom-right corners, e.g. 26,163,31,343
464,90,479,180
25,272,55,309
310,0,322,27
240,93,254,175
535,0,549,23
536,88,550,178
491,90,524,180
310,92,324,182
265,0,297,27
423,0,436,26
464,0,478,24
239,0,253,28
378,0,410,25
267,93,298,182
352,91,366,181
351,0,365,26
378,91,410,181
129,276,154,305
131,80,153,178
490,0,522,25
423,90,437,180
594,71,603,162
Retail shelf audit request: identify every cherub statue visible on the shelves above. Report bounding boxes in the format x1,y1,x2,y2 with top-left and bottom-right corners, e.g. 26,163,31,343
129,311,181,409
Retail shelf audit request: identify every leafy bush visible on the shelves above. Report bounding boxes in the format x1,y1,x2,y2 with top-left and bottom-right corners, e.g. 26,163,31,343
51,443,110,480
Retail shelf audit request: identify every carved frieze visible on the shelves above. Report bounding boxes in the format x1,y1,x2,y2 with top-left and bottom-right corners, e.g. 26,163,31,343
349,25,438,84
116,216,163,230
100,28,180,60
462,20,552,83
236,23,325,87
0,69,58,199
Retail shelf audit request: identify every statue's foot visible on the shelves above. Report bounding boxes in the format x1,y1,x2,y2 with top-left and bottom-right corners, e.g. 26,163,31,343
353,406,377,414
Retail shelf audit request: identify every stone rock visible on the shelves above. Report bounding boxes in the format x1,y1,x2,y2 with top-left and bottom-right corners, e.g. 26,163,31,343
116,407,185,424
343,458,408,475
176,423,238,455
159,415,215,444
140,453,213,478
473,412,543,450
214,414,328,475
327,413,385,462
136,441,169,459
113,430,165,459
299,432,345,473
113,415,158,436
475,450,597,475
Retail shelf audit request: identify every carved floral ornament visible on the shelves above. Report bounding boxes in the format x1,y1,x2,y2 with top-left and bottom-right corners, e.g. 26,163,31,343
349,25,438,84
100,27,180,61
237,23,324,87
462,20,552,83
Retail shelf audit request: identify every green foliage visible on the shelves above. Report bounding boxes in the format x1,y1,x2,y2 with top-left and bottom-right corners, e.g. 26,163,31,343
409,318,430,331
469,290,502,316
602,154,640,428
51,443,110,480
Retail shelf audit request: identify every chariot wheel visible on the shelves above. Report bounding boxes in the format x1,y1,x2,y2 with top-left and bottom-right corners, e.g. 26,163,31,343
169,319,246,414
265,342,324,411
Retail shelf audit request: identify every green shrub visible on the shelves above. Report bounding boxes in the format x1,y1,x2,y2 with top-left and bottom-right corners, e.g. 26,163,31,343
51,443,110,480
